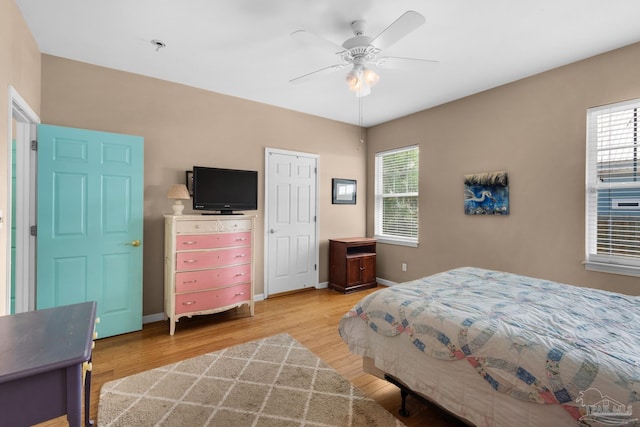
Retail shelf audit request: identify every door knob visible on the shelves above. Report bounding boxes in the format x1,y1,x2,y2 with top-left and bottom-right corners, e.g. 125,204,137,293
126,240,141,247
270,229,277,234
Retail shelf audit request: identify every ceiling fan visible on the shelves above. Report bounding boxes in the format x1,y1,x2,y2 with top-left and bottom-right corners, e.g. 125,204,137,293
289,10,438,97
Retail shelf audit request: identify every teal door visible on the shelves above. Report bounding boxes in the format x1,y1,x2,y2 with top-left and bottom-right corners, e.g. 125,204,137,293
37,124,144,338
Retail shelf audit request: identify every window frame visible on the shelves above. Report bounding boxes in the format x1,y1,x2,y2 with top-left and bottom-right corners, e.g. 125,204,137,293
585,99,640,277
374,145,419,247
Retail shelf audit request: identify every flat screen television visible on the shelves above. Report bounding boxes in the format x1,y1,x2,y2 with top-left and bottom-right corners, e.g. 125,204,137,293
192,166,258,214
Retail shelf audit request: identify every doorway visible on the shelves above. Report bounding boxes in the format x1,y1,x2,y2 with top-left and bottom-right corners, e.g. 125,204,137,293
264,148,319,297
6,87,39,315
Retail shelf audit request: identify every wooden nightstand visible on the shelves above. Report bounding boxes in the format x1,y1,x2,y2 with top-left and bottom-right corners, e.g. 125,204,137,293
328,237,377,293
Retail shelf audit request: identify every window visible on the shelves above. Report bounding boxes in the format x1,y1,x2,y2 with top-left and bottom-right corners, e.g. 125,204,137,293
374,146,419,246
585,99,640,277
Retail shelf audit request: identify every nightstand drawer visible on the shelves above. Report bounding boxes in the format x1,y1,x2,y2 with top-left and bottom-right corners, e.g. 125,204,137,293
175,284,251,314
176,232,251,250
175,264,251,292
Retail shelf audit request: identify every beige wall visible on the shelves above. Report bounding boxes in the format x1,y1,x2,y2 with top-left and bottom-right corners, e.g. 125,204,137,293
9,2,639,318
0,0,41,314
40,55,367,316
367,42,640,296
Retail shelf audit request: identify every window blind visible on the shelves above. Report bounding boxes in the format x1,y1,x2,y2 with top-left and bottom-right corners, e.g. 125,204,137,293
374,146,419,245
586,99,640,275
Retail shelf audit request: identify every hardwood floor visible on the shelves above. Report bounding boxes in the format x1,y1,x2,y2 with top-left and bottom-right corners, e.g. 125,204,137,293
40,287,468,426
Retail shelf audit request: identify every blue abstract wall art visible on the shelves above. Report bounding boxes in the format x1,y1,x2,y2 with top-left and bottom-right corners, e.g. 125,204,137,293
464,171,509,215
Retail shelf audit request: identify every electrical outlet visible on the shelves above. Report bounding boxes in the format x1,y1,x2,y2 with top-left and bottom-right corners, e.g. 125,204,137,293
401,262,407,272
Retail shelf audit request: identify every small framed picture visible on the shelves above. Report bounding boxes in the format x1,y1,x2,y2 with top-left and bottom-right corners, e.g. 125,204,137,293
185,170,194,196
332,178,357,204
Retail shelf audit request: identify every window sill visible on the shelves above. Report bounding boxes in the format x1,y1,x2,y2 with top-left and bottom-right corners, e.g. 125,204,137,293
583,260,640,278
374,236,418,248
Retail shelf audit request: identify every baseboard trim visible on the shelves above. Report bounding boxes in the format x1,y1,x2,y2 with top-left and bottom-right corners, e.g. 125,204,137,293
376,277,398,287
143,312,165,324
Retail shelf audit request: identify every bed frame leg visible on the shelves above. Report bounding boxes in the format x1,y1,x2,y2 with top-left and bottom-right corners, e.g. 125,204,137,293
399,389,410,417
384,374,411,417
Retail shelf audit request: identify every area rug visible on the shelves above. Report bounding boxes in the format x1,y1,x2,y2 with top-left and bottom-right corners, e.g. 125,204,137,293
98,333,405,426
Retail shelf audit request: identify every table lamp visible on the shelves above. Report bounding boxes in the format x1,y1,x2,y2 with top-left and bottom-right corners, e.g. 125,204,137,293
167,184,190,215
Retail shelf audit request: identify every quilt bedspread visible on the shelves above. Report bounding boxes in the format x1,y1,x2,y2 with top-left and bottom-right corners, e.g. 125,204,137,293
339,267,640,423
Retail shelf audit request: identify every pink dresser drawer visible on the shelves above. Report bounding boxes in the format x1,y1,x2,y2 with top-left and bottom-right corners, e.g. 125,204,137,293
175,246,251,271
175,284,251,314
175,264,251,292
176,232,251,250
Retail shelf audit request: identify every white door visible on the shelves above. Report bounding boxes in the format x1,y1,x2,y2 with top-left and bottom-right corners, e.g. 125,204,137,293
265,148,318,296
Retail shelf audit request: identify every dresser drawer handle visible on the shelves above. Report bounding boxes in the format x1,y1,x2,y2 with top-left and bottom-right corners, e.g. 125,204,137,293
235,238,247,241
183,259,198,264
235,272,246,276
234,292,246,296
182,280,197,284
182,241,198,245
182,301,196,306
235,254,246,258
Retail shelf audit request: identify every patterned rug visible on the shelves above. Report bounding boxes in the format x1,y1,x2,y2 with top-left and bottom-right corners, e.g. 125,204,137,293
98,333,405,426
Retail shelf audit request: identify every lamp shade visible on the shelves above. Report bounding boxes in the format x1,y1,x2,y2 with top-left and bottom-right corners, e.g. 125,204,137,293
167,184,190,200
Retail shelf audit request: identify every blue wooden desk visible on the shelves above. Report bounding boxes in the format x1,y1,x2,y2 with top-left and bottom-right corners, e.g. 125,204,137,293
0,301,97,427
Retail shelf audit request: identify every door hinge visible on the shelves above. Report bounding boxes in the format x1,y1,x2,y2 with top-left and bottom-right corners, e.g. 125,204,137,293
31,140,37,151
30,225,37,236
314,264,317,271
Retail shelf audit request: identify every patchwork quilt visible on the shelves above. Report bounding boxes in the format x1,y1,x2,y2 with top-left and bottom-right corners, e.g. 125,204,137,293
339,267,640,424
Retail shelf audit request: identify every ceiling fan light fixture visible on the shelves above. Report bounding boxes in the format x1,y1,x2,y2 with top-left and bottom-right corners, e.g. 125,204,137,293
346,65,376,97
345,67,360,89
363,67,379,87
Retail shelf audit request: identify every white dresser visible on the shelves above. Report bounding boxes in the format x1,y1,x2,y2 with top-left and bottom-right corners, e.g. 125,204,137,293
164,214,255,335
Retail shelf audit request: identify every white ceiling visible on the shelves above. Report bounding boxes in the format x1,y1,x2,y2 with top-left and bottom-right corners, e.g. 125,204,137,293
15,0,640,127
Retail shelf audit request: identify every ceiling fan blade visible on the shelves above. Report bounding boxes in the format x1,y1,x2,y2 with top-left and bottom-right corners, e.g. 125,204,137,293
290,29,344,54
375,56,439,70
289,64,346,85
369,10,426,50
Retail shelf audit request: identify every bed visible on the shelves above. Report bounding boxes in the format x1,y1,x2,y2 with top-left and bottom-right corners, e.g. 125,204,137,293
338,267,640,426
